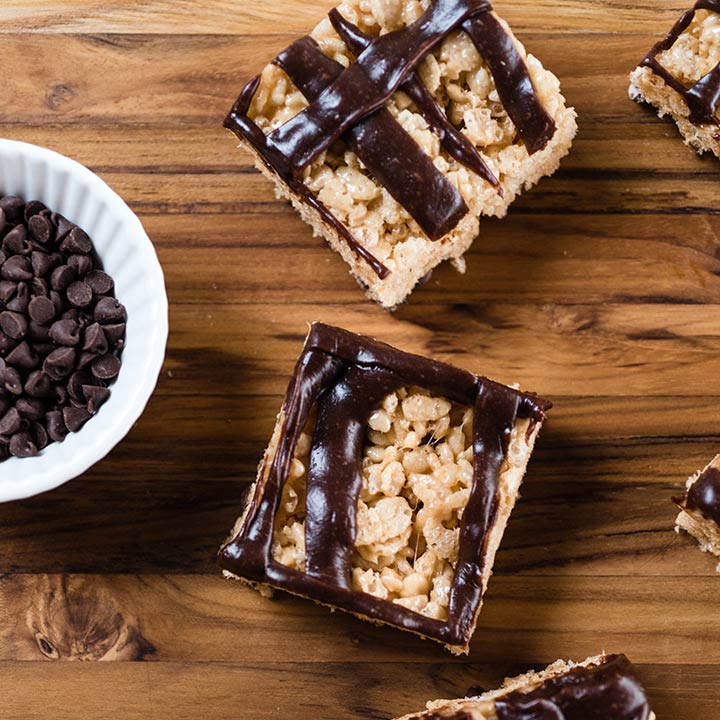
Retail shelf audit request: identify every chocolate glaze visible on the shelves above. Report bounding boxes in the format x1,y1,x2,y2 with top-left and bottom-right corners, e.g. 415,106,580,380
219,323,550,647
685,465,720,525
462,11,557,155
266,0,492,170
327,8,501,190
225,0,558,273
275,37,469,241
225,74,391,278
418,655,651,720
640,0,720,126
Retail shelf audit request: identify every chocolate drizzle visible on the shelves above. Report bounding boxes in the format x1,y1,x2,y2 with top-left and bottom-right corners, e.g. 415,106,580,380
219,323,551,647
274,37,469,242
419,655,652,720
684,465,720,525
327,8,501,190
640,0,720,126
224,0,557,278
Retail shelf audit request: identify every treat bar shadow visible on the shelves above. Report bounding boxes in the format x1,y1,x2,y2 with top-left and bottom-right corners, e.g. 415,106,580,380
219,323,550,654
224,0,576,308
629,0,720,158
675,453,720,571
393,653,656,719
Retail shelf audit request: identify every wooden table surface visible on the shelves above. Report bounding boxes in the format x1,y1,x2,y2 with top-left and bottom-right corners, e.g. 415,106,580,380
0,1,719,717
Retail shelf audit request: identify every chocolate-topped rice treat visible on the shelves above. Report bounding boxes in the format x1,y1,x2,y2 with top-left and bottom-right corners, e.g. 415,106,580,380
225,0,577,308
0,196,126,460
393,653,655,719
219,323,550,653
629,0,720,158
675,454,720,570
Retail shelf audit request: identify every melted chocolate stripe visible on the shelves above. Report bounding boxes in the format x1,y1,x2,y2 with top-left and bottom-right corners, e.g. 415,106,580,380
446,383,520,639
685,465,720,525
495,654,652,720
462,11,556,154
275,37,469,241
328,8,501,189
219,324,551,646
220,348,344,578
640,0,720,126
266,0,492,170
224,75,391,278
305,365,404,587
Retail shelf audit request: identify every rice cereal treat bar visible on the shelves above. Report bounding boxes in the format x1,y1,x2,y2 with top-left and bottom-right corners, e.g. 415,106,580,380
675,453,720,570
225,0,577,309
218,323,550,654
629,0,720,158
394,653,655,720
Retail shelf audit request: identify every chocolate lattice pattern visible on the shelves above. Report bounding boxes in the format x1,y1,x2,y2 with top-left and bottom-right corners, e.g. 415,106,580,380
225,0,557,279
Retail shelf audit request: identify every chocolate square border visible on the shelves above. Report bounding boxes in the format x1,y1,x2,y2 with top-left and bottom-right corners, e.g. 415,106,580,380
219,323,550,648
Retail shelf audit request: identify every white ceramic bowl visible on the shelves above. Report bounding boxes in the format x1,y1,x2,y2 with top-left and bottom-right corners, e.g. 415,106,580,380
0,139,168,502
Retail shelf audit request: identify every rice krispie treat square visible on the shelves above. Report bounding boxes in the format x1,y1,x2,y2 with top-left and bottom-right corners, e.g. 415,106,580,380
218,323,550,654
394,653,655,719
629,0,720,158
675,453,720,571
225,0,577,309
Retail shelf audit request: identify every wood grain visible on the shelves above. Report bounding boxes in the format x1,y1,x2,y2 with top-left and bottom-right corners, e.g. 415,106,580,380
0,1,719,719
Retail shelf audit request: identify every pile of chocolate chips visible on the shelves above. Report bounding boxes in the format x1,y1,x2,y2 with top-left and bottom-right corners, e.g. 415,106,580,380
0,196,126,460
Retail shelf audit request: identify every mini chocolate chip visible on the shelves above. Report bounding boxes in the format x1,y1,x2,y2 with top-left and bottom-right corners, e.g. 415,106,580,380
0,333,15,354
61,227,92,254
28,296,55,325
0,311,27,339
49,290,64,317
2,255,32,281
24,201,47,220
68,371,92,402
0,281,17,304
1,365,22,395
0,407,22,435
53,215,75,243
16,397,45,422
50,264,76,291
9,431,37,458
67,281,92,308
82,323,108,355
103,323,126,347
53,384,68,406
25,370,52,398
45,410,68,442
3,225,31,255
63,406,91,433
0,197,24,222
77,351,96,369
94,297,126,324
6,341,39,370
31,250,59,278
91,354,121,380
84,385,110,414
62,308,79,323
6,283,29,313
43,347,76,380
67,254,92,278
30,277,49,297
49,319,80,347
31,421,48,450
28,214,53,245
85,270,114,295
